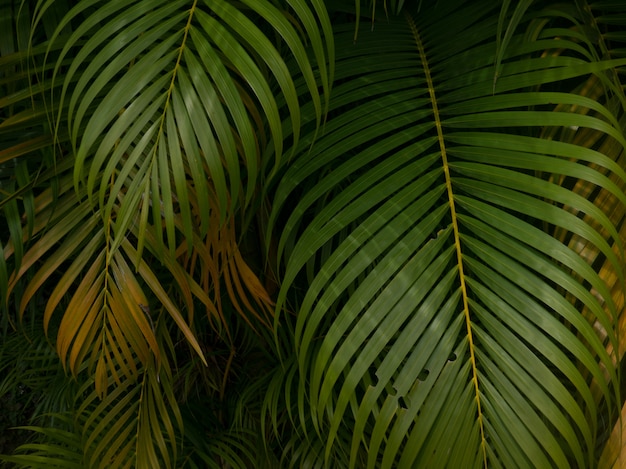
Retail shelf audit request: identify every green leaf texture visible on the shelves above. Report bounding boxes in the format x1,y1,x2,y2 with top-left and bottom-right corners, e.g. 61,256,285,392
46,0,331,255
270,2,626,467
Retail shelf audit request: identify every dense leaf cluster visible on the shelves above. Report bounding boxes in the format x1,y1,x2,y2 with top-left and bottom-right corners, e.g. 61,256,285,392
2,0,626,467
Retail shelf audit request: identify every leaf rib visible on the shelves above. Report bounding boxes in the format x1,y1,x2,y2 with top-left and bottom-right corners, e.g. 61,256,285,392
156,0,197,148
407,11,488,468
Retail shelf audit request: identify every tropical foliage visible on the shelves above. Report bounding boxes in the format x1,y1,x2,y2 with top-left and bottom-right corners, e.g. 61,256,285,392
2,0,626,467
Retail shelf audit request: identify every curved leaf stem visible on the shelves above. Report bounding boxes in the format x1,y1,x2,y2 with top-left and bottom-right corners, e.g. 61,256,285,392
406,11,488,468
156,0,198,148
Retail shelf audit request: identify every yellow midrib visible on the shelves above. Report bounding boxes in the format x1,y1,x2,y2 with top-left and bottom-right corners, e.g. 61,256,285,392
406,12,488,468
157,0,198,141
139,0,198,259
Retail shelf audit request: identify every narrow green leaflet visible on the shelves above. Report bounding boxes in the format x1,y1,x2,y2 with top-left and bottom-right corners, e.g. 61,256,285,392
270,2,626,467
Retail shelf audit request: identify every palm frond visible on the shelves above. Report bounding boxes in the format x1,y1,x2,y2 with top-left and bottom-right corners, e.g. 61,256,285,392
5,0,626,467
0,415,84,469
269,1,626,467
41,0,331,254
0,0,69,320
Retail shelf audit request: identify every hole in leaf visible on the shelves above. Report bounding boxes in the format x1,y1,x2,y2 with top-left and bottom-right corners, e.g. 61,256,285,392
369,367,379,387
399,396,411,409
417,369,429,381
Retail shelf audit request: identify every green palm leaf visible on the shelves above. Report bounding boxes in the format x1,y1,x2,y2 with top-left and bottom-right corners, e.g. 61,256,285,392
3,0,333,465
5,0,626,467
0,0,68,313
41,0,331,257
0,416,84,469
270,1,626,467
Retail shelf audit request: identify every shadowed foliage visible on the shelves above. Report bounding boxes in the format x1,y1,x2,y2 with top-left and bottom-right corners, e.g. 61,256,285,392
2,0,626,467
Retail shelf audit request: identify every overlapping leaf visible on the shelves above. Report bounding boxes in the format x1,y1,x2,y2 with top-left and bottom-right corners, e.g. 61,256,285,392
3,0,334,465
4,177,209,395
270,1,626,467
42,0,331,256
4,0,626,467
0,0,69,316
